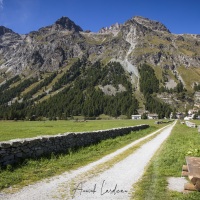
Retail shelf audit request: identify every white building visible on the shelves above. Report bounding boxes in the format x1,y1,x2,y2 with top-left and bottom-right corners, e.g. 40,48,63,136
148,114,158,119
131,115,141,120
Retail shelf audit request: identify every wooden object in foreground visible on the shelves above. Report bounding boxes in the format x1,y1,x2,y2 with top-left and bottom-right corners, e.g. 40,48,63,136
181,170,189,177
181,164,189,176
184,183,197,191
182,165,188,171
185,156,200,191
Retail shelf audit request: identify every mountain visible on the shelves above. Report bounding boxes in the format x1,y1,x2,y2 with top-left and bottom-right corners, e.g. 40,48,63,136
0,16,200,120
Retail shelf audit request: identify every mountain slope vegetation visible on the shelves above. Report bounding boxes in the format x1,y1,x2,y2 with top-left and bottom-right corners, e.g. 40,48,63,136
0,60,139,120
1,16,200,119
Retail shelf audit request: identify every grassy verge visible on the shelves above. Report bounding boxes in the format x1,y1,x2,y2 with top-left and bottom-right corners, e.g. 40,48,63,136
132,121,200,200
0,125,166,192
0,119,164,141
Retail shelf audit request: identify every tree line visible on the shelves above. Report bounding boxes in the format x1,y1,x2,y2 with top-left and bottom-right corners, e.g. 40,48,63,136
0,75,21,94
0,77,38,106
23,72,57,100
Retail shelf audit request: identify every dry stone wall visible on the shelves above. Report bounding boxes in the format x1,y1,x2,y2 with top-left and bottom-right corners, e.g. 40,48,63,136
0,124,149,166
185,121,196,128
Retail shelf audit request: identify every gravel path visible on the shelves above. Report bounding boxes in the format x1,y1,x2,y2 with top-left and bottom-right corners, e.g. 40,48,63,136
0,122,176,200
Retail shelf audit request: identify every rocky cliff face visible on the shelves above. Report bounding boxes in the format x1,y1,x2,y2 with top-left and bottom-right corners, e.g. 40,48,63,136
0,17,86,75
0,16,200,88
133,16,171,33
0,26,23,71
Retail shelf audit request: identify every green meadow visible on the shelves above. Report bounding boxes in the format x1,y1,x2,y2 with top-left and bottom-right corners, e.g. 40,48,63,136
0,119,162,141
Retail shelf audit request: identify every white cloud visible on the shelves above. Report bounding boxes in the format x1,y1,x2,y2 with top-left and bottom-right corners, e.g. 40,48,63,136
0,0,3,9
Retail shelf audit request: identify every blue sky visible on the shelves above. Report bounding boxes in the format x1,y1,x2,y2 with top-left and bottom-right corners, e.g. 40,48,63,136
0,0,199,34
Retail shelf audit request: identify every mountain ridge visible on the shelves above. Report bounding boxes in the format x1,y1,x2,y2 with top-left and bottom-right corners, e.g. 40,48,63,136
1,15,200,85
1,16,200,76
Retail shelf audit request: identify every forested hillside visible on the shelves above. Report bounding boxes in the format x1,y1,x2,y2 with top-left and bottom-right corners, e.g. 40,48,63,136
139,64,172,118
0,61,139,120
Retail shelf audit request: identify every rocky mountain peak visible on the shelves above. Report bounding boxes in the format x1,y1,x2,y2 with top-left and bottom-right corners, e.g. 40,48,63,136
53,16,83,32
98,22,122,35
0,26,15,36
133,16,171,33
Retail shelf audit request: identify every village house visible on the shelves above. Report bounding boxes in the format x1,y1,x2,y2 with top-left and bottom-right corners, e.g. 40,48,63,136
131,115,142,120
148,114,158,119
176,112,184,119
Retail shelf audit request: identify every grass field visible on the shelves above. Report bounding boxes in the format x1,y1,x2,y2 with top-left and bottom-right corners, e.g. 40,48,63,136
133,120,200,200
0,119,164,141
177,66,200,92
0,121,168,191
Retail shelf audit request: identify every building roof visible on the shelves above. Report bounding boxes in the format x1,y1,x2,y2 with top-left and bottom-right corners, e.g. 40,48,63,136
148,113,158,117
